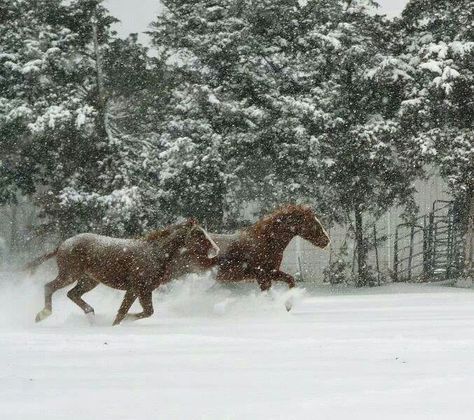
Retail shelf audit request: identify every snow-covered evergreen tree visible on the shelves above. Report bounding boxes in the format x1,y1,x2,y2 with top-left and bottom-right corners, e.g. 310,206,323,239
149,0,347,229
1,0,106,233
400,0,474,276
302,0,424,285
0,0,161,236
149,1,425,274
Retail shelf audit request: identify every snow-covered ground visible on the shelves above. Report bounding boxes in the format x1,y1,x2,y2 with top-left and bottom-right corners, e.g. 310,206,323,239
1,269,474,420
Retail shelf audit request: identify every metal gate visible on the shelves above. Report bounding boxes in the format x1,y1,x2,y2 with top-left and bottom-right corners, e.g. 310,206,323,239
393,201,464,282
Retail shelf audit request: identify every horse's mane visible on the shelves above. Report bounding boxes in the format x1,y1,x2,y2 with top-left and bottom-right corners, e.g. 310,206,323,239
141,223,180,242
143,229,172,242
247,204,310,237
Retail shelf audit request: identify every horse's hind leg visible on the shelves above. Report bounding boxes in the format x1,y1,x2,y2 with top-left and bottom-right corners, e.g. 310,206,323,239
36,273,74,322
67,276,99,316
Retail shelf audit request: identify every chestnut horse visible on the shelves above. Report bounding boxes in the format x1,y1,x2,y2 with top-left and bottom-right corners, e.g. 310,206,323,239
28,219,219,325
171,204,330,291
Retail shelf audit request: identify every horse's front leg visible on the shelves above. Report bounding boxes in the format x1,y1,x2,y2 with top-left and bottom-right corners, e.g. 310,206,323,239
259,270,297,312
113,289,137,326
128,289,154,321
256,273,272,292
271,270,296,289
256,269,296,292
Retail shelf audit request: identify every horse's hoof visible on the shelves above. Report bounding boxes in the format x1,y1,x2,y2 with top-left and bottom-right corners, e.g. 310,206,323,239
86,311,95,325
35,309,52,322
112,316,125,326
285,299,293,312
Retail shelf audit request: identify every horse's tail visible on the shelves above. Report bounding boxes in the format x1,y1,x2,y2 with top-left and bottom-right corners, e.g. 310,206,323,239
24,246,59,275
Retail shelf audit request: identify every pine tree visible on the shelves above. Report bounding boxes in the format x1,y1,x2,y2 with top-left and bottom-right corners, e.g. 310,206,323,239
303,0,424,285
400,0,474,277
149,0,425,266
94,35,170,234
149,0,342,228
1,1,104,232
0,0,162,236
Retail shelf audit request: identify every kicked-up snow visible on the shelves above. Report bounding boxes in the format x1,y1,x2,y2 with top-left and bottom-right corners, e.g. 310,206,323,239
1,269,474,419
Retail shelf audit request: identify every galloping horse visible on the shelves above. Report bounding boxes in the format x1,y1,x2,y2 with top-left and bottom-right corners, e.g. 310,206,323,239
171,204,330,291
28,219,219,325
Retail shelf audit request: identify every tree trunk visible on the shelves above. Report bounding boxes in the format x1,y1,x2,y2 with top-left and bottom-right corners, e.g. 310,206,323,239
9,204,18,254
354,207,368,286
91,8,109,142
92,10,104,106
464,189,474,279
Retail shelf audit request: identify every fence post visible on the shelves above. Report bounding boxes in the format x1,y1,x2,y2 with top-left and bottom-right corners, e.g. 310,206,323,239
454,210,465,276
408,224,415,281
446,211,453,280
426,212,435,279
295,236,304,282
297,255,304,283
373,225,381,286
423,215,429,280
433,221,439,277
393,228,399,282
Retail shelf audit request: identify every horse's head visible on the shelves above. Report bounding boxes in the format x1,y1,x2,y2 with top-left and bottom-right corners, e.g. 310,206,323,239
181,218,220,261
289,205,330,249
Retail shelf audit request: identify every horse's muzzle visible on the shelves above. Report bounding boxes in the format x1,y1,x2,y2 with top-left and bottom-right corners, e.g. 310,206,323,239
318,237,331,250
208,245,220,258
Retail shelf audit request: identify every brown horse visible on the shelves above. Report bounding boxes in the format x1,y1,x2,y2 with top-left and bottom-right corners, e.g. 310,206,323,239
29,219,219,325
171,204,330,291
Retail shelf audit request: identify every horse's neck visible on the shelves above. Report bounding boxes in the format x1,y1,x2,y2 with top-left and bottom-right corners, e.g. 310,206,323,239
150,233,183,263
166,236,185,258
257,219,295,252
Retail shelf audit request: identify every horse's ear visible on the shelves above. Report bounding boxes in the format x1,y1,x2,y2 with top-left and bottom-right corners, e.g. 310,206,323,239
186,217,198,226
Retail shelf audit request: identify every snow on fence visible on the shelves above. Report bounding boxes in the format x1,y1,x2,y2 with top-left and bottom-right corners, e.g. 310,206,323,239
283,200,464,284
283,173,455,283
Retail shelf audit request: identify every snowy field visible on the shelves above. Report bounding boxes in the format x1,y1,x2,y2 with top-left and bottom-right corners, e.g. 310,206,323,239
1,269,474,420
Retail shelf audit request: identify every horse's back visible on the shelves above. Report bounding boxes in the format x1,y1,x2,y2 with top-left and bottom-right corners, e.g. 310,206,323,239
57,233,141,285
60,233,135,253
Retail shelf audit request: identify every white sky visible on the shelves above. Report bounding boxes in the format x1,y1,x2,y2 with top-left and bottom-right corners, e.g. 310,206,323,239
104,0,409,39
